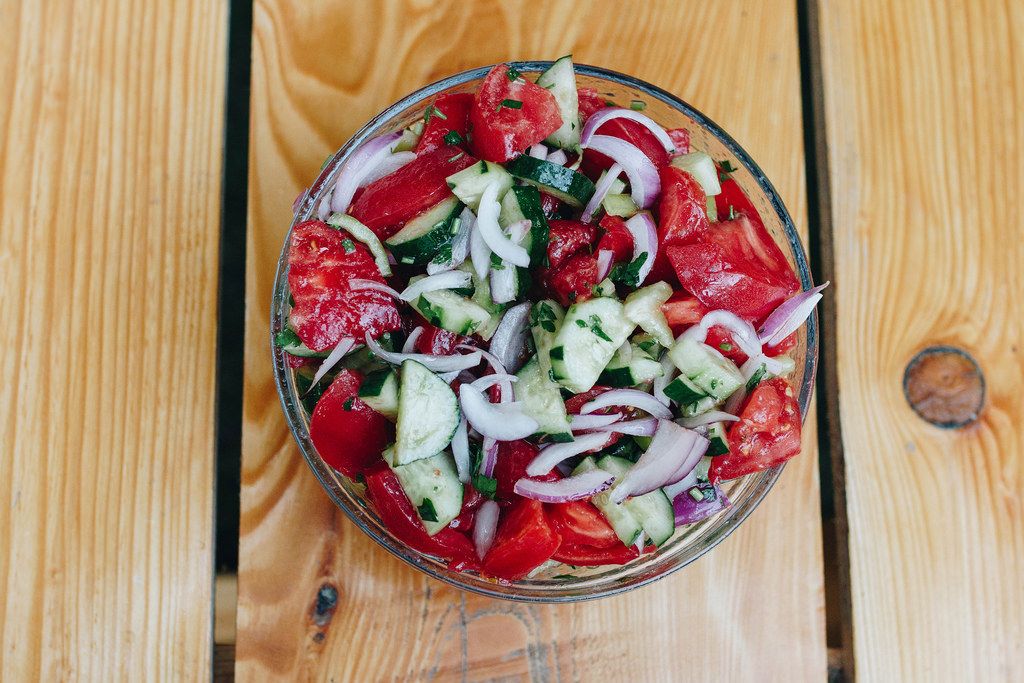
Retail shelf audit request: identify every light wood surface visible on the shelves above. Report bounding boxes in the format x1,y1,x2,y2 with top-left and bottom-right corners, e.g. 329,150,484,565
818,0,1024,679
238,1,825,680
0,1,226,679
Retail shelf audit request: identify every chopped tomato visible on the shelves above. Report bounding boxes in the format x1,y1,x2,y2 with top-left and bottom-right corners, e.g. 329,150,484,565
415,93,473,154
414,321,470,355
285,353,313,369
493,440,556,499
710,378,802,482
666,128,691,156
482,498,561,580
577,88,670,177
540,191,568,219
448,485,484,533
469,65,562,162
545,219,596,270
661,294,708,330
552,543,640,567
365,466,479,569
597,214,634,263
649,165,710,284
287,221,402,351
546,252,599,307
309,370,393,478
547,501,619,549
349,147,476,239
667,214,799,322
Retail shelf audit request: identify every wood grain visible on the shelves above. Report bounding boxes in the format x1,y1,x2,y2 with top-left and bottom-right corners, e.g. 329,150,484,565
239,1,825,680
0,0,226,678
818,0,1024,679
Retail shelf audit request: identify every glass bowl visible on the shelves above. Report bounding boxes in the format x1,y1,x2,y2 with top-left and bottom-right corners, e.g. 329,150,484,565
272,62,817,602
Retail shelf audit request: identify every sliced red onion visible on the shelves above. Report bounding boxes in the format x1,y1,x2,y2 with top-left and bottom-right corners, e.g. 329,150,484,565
402,326,424,354
677,410,739,429
439,370,462,384
758,282,830,347
292,188,306,214
652,354,676,407
489,221,530,305
741,353,786,381
458,344,513,401
546,149,568,165
359,151,416,187
682,309,762,361
723,385,747,416
525,433,613,476
594,417,659,437
469,210,491,280
528,143,548,159
581,107,676,153
458,384,538,440
581,164,623,223
624,212,658,284
427,209,472,275
634,532,646,555
570,412,623,431
316,189,333,221
473,500,500,559
586,135,660,208
610,420,708,504
364,332,483,373
470,374,518,392
349,278,401,299
480,436,499,477
514,469,615,503
663,467,699,501
398,270,472,302
673,484,730,526
330,131,403,214
595,249,614,281
451,416,471,482
308,337,355,390
477,181,530,267
580,388,673,420
488,302,532,373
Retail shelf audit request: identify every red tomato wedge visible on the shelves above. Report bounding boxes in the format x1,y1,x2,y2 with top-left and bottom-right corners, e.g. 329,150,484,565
545,219,596,270
287,220,402,352
546,252,599,307
493,439,557,499
349,147,476,239
469,65,562,162
710,378,802,482
666,214,799,322
597,214,634,263
551,543,640,566
547,501,619,549
413,320,470,355
577,88,670,176
365,466,479,570
309,370,393,478
649,165,710,284
415,92,473,154
482,498,561,580
666,127,691,156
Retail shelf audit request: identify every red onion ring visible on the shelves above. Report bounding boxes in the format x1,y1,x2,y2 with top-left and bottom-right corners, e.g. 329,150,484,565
593,417,659,437
349,278,402,299
470,374,518,392
458,384,538,441
365,332,483,373
758,282,829,347
676,410,739,429
580,388,673,420
528,143,548,159
623,212,658,285
451,416,471,482
514,469,616,503
525,433,613,476
480,436,499,477
359,151,416,188
402,326,424,354
473,500,500,559
595,249,614,282
570,413,623,431
488,303,532,374
609,420,708,503
398,270,472,301
546,149,568,166
329,131,403,214
581,164,623,223
308,337,356,390
478,181,530,267
581,107,675,153
585,135,661,208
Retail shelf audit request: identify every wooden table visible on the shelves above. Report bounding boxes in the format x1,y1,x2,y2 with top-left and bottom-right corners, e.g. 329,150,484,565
1,0,1020,680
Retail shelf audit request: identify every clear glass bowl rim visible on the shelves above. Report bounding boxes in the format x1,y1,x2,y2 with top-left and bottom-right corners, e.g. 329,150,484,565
271,62,818,602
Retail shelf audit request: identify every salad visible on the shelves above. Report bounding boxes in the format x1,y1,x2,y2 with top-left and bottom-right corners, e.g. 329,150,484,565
277,58,826,581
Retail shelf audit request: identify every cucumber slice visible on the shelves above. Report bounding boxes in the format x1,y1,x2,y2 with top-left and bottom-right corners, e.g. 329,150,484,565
392,120,424,153
550,297,636,393
393,360,460,465
326,213,392,276
386,196,462,265
663,375,717,417
358,368,399,421
446,160,514,211
499,186,550,268
505,156,596,208
536,55,580,150
623,281,675,347
706,422,729,457
529,299,565,378
705,195,718,222
599,342,663,387
670,151,721,197
516,355,573,441
591,277,616,298
275,327,327,358
573,457,642,546
412,285,493,337
387,450,463,535
668,337,744,402
598,455,675,547
603,193,639,218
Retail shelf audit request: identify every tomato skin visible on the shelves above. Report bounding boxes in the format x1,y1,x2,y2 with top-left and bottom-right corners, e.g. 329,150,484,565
547,501,619,549
309,370,393,478
710,378,802,482
597,214,634,263
365,466,479,569
414,321,469,355
666,214,799,323
551,543,640,567
649,165,710,284
469,65,562,162
545,219,596,270
539,192,567,219
287,221,402,352
661,295,708,330
577,88,670,176
415,93,473,154
482,498,561,580
285,353,313,369
547,252,599,307
666,127,691,156
349,147,476,239
448,485,484,533
493,440,558,499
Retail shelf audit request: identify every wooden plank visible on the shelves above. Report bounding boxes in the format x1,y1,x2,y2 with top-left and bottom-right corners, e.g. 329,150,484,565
0,1,226,679
238,1,825,680
817,0,1024,678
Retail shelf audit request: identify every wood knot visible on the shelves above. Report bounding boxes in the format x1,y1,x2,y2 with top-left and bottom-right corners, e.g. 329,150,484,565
311,583,338,628
903,346,984,428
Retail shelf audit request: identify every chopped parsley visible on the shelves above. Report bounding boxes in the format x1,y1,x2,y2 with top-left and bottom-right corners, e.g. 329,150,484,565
719,160,739,174
719,342,733,352
416,498,438,522
443,130,464,146
506,66,521,81
588,314,612,342
745,363,768,391
341,238,355,254
604,100,617,107
498,98,523,111
469,441,498,499
629,99,646,111
530,302,558,333
274,327,301,348
423,104,447,123
416,298,444,326
609,253,648,287
490,253,505,270
342,398,354,411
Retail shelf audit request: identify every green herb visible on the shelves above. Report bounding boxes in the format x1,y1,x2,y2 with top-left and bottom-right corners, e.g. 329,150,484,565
629,99,646,111
719,160,738,174
688,487,705,502
443,130,464,146
469,442,498,499
549,346,564,361
568,291,577,303
498,98,523,111
575,318,587,328
341,238,355,254
416,298,444,326
295,368,328,414
506,66,521,81
490,253,505,270
530,302,558,333
746,363,768,391
342,398,354,411
609,253,648,288
604,100,617,107
274,327,301,348
459,320,478,335
448,151,465,163
588,314,612,342
480,160,489,173
423,105,447,123
400,256,416,264
417,498,438,522
719,342,733,352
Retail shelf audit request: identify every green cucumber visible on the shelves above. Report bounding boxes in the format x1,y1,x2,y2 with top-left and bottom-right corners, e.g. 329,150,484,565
603,193,639,218
358,368,399,420
516,355,573,441
393,360,460,465
535,55,580,149
550,297,636,393
670,151,721,197
387,450,463,535
706,422,729,457
499,185,550,268
446,160,514,211
529,299,565,378
599,342,664,387
275,326,327,358
326,213,392,276
505,155,596,208
623,281,675,347
597,455,675,547
386,196,462,265
668,337,744,402
591,277,617,298
573,457,642,546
